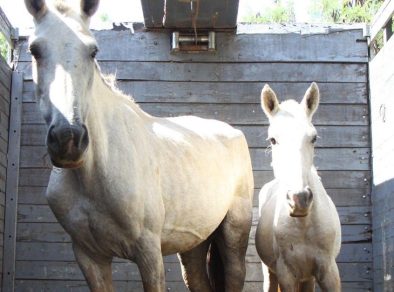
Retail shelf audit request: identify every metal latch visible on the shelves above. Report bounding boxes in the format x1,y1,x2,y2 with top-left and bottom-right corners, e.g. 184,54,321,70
171,31,216,52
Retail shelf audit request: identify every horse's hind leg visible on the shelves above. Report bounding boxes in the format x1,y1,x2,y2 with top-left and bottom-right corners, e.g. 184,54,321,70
215,196,253,292
178,240,213,292
73,243,114,292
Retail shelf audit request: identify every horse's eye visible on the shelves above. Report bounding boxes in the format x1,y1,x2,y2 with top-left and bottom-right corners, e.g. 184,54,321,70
269,137,277,145
90,46,99,59
311,135,317,144
29,44,42,60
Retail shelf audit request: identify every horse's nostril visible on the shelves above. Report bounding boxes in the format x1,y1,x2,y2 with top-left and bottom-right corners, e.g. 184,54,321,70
47,125,59,150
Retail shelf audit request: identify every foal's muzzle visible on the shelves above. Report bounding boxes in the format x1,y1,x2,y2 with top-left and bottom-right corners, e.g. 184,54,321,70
46,124,89,168
287,187,313,217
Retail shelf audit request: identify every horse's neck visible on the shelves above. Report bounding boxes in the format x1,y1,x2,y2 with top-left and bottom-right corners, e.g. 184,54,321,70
82,68,150,173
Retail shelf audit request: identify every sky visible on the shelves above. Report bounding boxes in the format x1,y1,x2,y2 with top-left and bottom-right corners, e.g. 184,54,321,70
0,0,312,31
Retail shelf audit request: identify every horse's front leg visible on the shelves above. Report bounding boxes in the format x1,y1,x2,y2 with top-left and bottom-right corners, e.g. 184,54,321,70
73,243,114,292
134,231,165,292
316,260,341,292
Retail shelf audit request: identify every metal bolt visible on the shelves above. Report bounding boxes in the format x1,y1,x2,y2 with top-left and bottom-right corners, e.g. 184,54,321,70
362,195,366,198
364,213,368,217
364,226,369,230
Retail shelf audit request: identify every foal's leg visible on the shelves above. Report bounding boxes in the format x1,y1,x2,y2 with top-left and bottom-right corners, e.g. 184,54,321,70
134,231,165,292
178,240,213,292
73,243,114,292
316,260,340,292
276,257,298,292
216,196,253,292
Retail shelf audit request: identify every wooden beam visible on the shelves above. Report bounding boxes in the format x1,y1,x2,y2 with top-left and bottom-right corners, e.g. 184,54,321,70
0,6,17,48
2,71,23,292
370,0,394,44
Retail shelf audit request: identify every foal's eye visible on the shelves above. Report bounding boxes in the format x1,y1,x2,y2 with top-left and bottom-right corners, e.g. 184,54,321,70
29,44,42,60
90,46,99,59
311,135,317,144
269,137,277,145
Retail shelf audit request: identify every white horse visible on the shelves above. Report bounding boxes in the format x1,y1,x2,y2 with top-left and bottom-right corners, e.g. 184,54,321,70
24,0,254,291
255,83,341,292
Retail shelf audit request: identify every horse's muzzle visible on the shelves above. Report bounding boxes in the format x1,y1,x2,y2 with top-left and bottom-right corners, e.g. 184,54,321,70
287,187,313,217
46,124,89,168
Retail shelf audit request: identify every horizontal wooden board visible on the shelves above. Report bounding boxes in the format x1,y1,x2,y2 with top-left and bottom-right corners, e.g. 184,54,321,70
17,222,371,244
23,80,369,104
21,102,369,126
15,241,372,263
14,280,373,292
18,145,370,171
17,204,370,225
20,124,370,148
18,186,370,207
254,170,371,189
19,29,368,63
18,61,368,83
18,168,371,190
14,260,371,282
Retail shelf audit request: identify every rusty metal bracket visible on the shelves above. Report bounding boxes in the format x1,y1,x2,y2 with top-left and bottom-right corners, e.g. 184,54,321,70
171,31,216,52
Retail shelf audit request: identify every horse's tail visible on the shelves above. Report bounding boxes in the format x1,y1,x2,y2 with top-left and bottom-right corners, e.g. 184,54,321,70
208,240,225,292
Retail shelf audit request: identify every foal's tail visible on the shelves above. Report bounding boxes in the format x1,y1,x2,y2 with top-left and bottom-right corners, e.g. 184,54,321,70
208,240,225,292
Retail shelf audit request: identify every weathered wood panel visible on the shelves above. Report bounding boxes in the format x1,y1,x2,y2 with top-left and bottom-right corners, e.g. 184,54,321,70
23,80,368,104
21,124,370,148
18,29,368,63
369,4,394,289
18,146,370,171
0,50,12,291
15,280,372,292
2,71,23,292
14,26,371,291
18,61,368,83
21,102,369,126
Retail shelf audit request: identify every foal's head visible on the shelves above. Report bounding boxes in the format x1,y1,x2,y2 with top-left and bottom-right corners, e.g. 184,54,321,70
25,0,100,168
261,83,320,217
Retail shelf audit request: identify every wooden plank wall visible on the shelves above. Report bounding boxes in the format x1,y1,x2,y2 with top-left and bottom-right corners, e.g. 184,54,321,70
0,52,12,288
14,25,371,291
370,21,394,292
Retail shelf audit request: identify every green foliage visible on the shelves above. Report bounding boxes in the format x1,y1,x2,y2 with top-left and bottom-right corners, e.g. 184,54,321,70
0,33,9,61
341,0,383,23
242,1,295,23
311,0,384,23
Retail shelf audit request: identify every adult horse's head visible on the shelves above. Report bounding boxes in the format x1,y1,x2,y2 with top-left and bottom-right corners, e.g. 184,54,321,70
25,0,100,168
261,83,320,217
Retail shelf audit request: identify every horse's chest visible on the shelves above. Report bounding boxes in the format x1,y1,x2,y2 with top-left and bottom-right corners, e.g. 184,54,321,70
50,196,139,258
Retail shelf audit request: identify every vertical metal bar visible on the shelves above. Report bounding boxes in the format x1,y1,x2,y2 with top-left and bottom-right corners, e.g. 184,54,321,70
171,31,180,52
208,31,215,51
2,71,23,292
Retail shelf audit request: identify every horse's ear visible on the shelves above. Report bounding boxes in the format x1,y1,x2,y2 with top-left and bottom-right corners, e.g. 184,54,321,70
261,84,279,118
25,0,47,20
302,82,320,118
81,0,100,18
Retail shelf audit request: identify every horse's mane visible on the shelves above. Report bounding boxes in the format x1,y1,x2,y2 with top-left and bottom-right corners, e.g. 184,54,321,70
94,61,136,102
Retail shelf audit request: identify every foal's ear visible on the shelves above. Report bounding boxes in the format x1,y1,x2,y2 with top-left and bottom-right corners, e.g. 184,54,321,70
302,82,320,118
25,0,47,20
261,84,279,118
81,0,100,18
